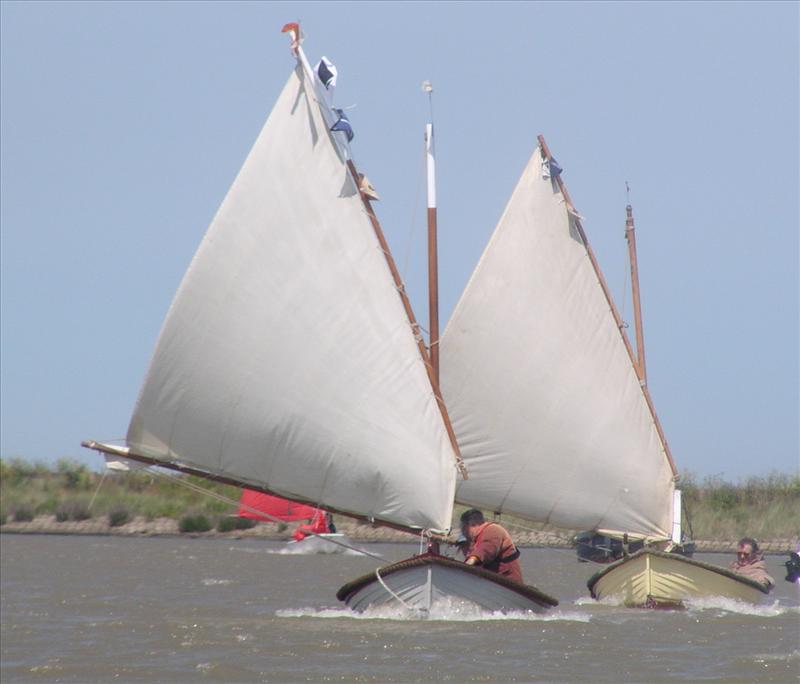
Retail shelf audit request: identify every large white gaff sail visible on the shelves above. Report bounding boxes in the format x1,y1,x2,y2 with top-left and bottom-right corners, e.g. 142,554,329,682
126,63,458,533
440,144,675,541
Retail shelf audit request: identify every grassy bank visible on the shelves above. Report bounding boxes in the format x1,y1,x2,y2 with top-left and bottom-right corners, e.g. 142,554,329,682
1,458,797,541
677,472,799,543
0,458,252,533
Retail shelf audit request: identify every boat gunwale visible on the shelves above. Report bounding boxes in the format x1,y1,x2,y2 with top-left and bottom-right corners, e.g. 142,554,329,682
586,548,771,597
335,552,559,607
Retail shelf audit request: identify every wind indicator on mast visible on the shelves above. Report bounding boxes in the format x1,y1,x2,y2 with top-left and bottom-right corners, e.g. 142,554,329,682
422,80,440,385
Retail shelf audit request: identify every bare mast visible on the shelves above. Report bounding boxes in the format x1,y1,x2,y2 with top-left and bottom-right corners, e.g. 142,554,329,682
423,81,439,385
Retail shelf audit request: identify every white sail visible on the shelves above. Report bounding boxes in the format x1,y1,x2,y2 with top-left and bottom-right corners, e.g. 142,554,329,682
440,145,674,541
126,64,457,533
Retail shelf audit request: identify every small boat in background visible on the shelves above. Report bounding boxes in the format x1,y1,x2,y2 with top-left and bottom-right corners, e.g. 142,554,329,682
574,531,696,564
238,490,351,554
238,489,319,523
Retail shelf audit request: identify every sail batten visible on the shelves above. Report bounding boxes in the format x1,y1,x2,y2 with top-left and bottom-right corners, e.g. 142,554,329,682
441,143,674,541
124,63,457,534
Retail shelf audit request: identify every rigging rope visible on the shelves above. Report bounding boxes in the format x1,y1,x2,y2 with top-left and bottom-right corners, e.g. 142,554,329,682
87,469,108,512
374,566,415,611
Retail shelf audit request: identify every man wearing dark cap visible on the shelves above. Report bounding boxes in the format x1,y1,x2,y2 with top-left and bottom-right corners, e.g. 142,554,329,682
459,508,523,584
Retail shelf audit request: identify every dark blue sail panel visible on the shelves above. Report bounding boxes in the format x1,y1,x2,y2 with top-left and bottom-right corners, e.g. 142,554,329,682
331,109,354,142
316,57,337,90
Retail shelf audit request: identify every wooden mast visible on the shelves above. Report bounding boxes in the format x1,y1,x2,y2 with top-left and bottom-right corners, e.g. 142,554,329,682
537,134,677,477
625,202,647,385
423,82,439,385
346,157,465,480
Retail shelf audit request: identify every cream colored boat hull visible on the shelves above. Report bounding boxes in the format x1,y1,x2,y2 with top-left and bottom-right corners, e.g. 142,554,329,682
588,550,770,608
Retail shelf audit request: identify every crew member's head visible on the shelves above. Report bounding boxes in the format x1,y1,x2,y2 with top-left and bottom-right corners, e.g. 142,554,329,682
460,508,485,540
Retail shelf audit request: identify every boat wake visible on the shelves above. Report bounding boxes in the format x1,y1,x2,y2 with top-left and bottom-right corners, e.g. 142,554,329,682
574,594,798,617
276,598,590,622
753,649,800,664
267,544,365,556
225,544,367,557
684,596,799,617
573,595,625,608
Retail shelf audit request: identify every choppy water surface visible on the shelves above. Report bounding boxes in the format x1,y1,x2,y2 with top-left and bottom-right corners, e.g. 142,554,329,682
1,535,797,683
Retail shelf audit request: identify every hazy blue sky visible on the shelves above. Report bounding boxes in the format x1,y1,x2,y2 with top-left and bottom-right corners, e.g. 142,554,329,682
1,1,797,481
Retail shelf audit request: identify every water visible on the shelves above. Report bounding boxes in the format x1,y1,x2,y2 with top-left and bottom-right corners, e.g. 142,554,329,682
1,535,797,683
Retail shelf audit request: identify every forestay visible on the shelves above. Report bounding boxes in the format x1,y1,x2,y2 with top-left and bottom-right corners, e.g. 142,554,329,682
126,65,457,534
440,145,674,541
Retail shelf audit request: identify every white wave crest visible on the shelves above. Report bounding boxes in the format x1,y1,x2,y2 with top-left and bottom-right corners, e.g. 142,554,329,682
276,597,591,623
684,596,797,617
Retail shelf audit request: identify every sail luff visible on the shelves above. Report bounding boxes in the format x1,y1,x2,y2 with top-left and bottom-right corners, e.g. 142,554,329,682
441,137,675,541
537,138,639,388
290,33,464,481
626,204,647,384
344,158,467,481
537,134,677,478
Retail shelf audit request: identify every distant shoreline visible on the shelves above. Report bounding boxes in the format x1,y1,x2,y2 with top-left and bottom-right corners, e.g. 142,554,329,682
1,515,796,555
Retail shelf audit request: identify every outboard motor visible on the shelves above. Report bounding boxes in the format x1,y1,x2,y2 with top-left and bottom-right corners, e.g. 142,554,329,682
785,552,800,584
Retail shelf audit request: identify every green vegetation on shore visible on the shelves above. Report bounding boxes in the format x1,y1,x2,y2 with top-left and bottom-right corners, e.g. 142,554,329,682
1,458,798,540
0,458,245,532
676,471,798,542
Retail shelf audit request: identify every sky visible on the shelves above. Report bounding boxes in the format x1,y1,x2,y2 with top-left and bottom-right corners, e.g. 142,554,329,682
1,1,798,482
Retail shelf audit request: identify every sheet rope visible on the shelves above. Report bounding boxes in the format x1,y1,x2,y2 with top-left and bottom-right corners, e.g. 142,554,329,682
374,566,416,612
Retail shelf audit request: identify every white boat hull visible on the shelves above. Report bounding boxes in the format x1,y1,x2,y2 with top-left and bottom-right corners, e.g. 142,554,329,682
285,533,352,554
587,549,770,608
337,553,558,614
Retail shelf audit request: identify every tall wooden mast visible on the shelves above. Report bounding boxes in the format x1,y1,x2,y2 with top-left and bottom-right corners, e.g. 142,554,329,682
423,81,439,385
625,202,647,385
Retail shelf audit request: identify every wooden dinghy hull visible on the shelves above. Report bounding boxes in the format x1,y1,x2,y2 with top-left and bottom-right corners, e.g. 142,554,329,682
587,549,770,608
336,553,558,614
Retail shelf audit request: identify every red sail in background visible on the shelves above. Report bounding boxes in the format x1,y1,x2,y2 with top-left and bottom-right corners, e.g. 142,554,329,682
238,489,319,522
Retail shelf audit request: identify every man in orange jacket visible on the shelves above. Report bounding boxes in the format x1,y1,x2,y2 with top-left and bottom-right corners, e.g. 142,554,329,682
460,508,523,584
